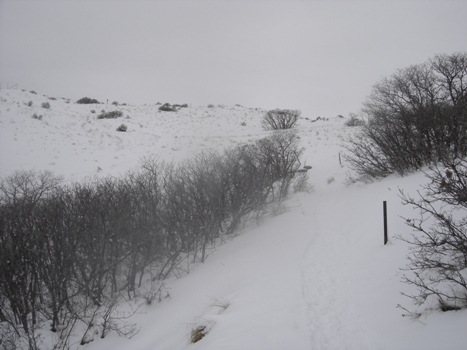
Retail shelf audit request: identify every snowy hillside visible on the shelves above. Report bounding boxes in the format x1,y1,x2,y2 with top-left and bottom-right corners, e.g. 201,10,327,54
0,90,271,181
1,89,466,350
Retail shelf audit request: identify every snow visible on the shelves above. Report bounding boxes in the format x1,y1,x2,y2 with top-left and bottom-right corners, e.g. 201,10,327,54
1,89,466,350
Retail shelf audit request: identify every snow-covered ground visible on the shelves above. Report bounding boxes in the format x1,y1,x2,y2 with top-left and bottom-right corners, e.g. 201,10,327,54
1,89,466,349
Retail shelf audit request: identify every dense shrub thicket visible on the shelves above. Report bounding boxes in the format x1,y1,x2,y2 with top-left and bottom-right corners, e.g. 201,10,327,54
399,158,467,315
0,131,307,349
345,52,467,179
262,109,301,130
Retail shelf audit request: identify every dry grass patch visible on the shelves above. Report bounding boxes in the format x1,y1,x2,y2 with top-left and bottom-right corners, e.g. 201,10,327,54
190,325,208,343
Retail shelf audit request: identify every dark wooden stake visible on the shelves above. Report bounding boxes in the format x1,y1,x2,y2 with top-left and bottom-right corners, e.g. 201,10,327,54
383,201,388,245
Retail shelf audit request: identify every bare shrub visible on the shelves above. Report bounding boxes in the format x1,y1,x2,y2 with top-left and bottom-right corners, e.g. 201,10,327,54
221,145,269,234
0,168,163,348
398,158,467,315
220,131,305,233
179,152,227,263
0,171,63,349
209,297,230,313
143,282,169,305
159,103,177,112
293,172,312,193
77,97,99,104
97,110,123,119
98,297,140,340
117,124,127,132
261,109,300,130
41,102,50,109
345,52,467,179
253,130,304,201
344,113,364,127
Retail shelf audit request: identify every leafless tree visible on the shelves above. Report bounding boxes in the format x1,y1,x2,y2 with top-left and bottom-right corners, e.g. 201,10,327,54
262,109,301,130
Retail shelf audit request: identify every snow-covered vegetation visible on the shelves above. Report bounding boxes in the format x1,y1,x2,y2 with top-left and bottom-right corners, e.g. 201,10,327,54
0,85,466,350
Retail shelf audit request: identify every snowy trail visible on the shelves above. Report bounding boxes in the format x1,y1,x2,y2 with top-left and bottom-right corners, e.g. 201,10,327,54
299,187,373,350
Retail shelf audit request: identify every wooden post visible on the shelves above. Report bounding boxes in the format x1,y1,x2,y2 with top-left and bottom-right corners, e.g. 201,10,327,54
339,153,342,165
383,201,388,245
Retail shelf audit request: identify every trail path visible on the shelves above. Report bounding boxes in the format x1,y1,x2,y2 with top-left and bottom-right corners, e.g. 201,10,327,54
299,187,374,349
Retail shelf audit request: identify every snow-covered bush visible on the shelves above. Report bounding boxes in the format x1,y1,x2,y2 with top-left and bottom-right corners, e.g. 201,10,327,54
41,101,50,109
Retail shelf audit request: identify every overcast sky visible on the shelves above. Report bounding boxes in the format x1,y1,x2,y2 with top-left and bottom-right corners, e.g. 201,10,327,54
1,0,466,117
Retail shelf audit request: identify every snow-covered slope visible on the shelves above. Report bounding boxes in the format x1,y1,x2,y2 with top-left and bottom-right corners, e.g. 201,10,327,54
1,89,466,350
0,90,269,181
